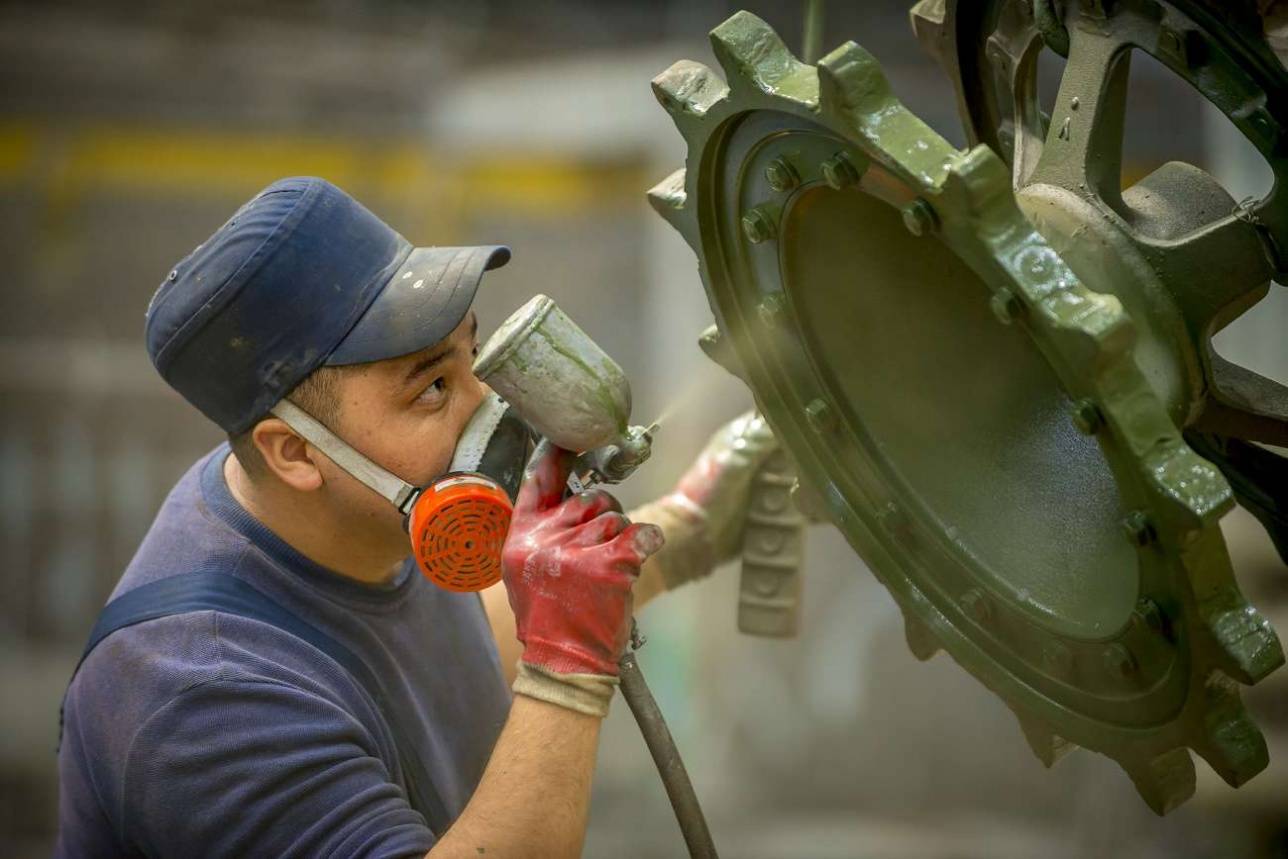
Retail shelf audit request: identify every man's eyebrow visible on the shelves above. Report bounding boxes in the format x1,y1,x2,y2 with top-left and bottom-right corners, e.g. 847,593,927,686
402,345,457,385
402,314,478,386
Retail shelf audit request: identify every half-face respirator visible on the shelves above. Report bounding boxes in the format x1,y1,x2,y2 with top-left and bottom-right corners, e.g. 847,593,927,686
270,392,532,591
269,294,655,593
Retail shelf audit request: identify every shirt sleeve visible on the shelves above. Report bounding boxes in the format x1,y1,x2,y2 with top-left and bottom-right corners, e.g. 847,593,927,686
120,676,435,859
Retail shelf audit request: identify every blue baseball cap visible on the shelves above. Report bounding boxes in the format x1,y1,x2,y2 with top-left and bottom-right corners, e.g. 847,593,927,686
145,177,510,434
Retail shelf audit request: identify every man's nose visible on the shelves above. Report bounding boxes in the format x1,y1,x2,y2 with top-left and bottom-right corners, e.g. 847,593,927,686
462,375,490,419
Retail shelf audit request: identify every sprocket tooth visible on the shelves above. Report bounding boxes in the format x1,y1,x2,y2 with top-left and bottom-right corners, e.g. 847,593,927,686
816,41,955,191
1192,676,1270,787
1123,748,1196,816
902,610,940,661
1142,442,1234,531
650,60,729,131
709,11,814,100
1012,710,1073,767
647,168,699,251
697,323,745,380
816,41,892,121
1205,598,1285,685
908,0,948,65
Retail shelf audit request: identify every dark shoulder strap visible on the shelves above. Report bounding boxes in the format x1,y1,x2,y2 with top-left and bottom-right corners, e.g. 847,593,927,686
64,572,450,834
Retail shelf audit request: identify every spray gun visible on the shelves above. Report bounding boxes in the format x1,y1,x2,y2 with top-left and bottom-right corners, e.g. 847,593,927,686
474,294,657,493
473,294,718,859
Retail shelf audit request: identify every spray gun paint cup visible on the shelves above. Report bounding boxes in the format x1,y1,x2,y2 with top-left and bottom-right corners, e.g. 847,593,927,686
474,294,633,455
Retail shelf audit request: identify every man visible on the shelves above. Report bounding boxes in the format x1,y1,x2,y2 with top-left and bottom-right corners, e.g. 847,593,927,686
56,177,774,857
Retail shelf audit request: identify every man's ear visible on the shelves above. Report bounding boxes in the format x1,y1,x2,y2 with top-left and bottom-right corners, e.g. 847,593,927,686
254,417,324,491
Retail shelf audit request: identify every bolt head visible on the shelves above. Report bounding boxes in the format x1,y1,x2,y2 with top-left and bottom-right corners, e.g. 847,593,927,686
764,157,800,192
1159,28,1188,68
1247,110,1279,150
876,502,906,533
997,125,1015,153
805,398,836,433
1135,598,1166,635
758,294,785,326
990,289,1025,325
1122,510,1155,547
1103,642,1136,678
961,589,991,624
901,199,938,236
741,207,776,243
790,479,828,520
821,152,861,190
1071,399,1104,435
1042,642,1073,676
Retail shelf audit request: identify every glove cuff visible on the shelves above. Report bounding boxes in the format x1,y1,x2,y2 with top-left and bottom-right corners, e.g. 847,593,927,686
513,661,619,718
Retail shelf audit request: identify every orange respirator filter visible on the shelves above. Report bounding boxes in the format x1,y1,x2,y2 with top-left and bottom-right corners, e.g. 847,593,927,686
408,474,514,592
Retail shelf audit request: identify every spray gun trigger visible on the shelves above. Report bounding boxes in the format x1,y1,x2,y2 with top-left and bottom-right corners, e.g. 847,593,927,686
566,466,606,496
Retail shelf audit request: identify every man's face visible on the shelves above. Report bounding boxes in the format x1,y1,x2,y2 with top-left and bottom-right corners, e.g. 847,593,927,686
316,311,485,554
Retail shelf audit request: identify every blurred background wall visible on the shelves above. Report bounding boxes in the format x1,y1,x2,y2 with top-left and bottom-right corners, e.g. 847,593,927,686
0,0,1284,855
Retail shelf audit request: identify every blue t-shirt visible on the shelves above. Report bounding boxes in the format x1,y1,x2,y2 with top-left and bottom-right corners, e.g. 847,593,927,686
56,446,511,857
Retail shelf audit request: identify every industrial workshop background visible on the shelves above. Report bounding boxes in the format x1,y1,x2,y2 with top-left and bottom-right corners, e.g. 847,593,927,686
1,1,1284,856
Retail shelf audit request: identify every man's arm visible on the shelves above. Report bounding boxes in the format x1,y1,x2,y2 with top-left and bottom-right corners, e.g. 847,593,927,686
481,581,521,685
444,439,660,856
429,696,599,857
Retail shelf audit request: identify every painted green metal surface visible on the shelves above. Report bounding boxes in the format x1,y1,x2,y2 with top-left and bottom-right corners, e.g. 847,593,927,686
649,7,1285,814
911,0,1288,560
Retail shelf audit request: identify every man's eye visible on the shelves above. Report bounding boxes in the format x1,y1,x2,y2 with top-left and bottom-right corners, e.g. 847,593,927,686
419,377,447,403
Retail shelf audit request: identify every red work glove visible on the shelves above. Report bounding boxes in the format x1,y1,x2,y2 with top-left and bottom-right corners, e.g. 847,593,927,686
504,439,664,717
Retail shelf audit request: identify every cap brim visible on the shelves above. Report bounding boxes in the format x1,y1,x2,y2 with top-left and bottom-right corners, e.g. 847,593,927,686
326,244,510,366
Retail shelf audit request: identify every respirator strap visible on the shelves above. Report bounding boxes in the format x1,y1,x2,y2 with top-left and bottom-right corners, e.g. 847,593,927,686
270,399,419,514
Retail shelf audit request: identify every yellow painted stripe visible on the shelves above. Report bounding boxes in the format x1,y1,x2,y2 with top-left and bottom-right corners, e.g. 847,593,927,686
461,158,650,215
3,122,647,216
58,128,374,196
0,122,36,179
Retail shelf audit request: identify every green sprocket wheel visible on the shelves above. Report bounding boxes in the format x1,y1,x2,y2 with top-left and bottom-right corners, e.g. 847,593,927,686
649,9,1283,814
910,0,1288,553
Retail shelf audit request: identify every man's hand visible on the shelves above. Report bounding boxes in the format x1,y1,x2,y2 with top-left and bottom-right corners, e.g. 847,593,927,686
502,439,664,718
631,411,779,600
